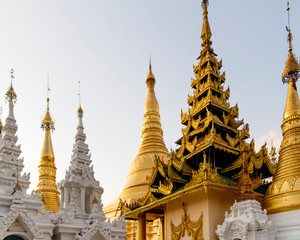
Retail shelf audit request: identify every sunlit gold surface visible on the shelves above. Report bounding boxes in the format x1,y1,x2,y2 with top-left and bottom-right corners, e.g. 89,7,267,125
6,69,17,101
237,142,255,201
104,62,169,218
36,98,60,213
283,79,300,119
171,204,203,240
265,17,300,213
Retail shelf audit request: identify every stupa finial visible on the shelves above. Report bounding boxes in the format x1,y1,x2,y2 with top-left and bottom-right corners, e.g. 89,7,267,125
200,0,212,48
6,69,17,102
78,81,83,114
41,79,54,130
282,1,300,83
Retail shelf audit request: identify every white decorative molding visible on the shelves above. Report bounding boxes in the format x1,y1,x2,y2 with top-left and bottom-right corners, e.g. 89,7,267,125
216,200,277,240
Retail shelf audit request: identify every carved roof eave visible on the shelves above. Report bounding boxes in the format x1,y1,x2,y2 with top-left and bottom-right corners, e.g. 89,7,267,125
189,119,239,138
173,140,239,173
185,137,240,161
222,148,277,177
188,85,228,106
167,166,189,184
125,180,238,220
199,51,219,66
179,117,240,146
189,99,230,118
0,207,46,239
146,156,166,186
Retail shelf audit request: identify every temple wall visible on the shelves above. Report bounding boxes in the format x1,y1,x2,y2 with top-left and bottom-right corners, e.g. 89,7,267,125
165,189,236,240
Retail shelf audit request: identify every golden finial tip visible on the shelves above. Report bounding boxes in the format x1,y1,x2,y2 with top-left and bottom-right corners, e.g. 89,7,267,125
146,59,155,82
13,179,22,192
78,105,83,114
92,195,98,204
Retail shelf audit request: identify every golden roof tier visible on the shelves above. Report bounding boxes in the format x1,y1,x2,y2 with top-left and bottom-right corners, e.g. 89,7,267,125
103,62,169,218
265,2,300,214
136,0,276,202
36,96,60,213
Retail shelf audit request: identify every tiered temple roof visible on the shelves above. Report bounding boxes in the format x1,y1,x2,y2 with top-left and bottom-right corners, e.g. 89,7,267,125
123,0,277,215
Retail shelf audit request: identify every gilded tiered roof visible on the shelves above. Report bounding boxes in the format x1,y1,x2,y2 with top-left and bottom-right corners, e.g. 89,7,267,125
36,97,60,213
122,1,276,214
265,2,300,214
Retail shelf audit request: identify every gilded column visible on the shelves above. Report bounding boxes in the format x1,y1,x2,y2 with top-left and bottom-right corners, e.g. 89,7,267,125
137,212,146,240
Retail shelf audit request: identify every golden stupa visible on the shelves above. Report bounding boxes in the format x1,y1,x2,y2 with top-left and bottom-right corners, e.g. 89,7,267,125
36,97,60,213
104,62,169,218
265,4,300,214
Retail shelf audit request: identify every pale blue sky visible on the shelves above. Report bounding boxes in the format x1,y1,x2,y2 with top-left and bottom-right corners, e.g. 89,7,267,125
0,0,299,206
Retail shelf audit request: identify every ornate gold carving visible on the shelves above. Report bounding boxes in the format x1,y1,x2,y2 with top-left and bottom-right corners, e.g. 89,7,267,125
158,177,173,195
171,203,203,240
115,199,131,220
226,133,240,147
236,142,255,201
181,109,189,124
185,153,227,188
137,190,157,207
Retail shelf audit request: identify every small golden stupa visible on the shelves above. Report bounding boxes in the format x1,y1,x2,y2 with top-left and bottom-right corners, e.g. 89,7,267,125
36,95,60,213
265,2,300,214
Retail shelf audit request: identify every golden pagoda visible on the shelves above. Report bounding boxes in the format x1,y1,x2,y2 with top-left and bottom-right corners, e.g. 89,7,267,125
121,1,276,239
103,62,169,237
264,2,300,214
36,96,60,213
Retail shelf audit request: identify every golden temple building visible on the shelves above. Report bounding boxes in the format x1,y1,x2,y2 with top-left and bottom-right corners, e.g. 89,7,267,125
36,95,60,213
104,1,300,239
1,1,300,239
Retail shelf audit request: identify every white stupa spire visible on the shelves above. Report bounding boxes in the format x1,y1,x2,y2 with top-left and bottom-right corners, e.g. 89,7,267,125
58,103,104,219
0,69,30,194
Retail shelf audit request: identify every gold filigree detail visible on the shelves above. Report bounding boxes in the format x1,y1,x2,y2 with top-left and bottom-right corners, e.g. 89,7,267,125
171,203,203,240
138,191,157,206
115,198,131,220
185,153,227,188
158,177,173,195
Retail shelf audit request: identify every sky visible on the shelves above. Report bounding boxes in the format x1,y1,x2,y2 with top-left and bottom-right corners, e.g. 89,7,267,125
0,0,299,207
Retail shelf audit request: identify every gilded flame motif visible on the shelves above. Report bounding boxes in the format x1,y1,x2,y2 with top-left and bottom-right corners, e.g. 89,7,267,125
265,2,300,214
236,142,255,202
185,152,227,188
171,203,203,240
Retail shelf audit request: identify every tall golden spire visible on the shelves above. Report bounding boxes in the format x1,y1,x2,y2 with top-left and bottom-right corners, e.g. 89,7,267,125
103,61,169,218
201,0,212,47
265,2,300,214
137,61,168,157
36,85,60,213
